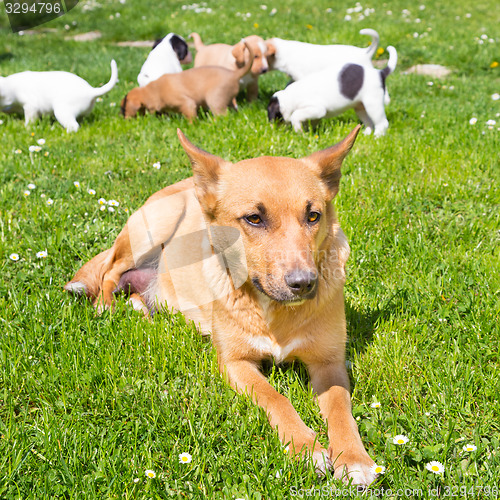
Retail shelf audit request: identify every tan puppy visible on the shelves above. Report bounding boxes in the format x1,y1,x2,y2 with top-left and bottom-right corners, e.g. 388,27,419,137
190,33,271,101
121,41,253,120
65,127,377,487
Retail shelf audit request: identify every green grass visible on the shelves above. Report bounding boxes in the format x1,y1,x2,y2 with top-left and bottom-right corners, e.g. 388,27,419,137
0,0,499,498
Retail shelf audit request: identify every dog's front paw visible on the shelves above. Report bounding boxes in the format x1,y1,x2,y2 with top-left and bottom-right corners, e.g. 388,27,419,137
311,449,333,477
329,449,377,488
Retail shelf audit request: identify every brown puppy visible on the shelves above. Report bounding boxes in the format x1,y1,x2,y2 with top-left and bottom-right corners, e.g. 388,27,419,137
190,33,271,101
65,127,377,487
121,41,254,120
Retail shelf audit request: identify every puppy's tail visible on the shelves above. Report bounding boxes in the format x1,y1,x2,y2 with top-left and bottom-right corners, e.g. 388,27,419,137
235,39,254,80
359,28,379,59
381,46,398,78
64,248,113,300
93,59,119,98
189,32,205,51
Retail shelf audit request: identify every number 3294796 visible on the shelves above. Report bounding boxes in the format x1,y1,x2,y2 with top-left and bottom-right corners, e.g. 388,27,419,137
5,3,62,14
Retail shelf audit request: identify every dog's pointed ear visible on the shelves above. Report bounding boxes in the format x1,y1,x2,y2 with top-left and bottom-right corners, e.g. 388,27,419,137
231,41,246,67
303,125,361,200
177,129,229,216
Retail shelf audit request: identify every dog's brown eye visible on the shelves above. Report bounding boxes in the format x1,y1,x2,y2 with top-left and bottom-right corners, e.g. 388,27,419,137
308,211,321,224
245,214,262,226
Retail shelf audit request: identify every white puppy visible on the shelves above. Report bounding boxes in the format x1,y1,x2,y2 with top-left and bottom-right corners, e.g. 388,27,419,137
266,29,381,82
137,33,192,87
0,60,118,132
268,46,397,136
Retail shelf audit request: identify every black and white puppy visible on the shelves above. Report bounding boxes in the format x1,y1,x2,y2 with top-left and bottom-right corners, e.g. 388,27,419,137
266,29,380,82
137,33,192,87
268,46,397,136
0,60,118,132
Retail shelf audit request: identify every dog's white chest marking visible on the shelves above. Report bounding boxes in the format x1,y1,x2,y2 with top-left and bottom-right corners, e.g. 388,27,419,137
247,336,304,363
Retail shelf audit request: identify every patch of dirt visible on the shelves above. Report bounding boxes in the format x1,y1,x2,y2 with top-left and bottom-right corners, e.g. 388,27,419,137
404,64,452,78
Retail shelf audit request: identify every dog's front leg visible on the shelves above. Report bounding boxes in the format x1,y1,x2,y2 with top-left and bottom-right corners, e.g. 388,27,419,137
308,361,376,487
223,359,331,473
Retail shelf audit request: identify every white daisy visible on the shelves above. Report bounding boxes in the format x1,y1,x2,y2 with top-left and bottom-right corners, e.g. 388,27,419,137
88,189,96,195
108,207,115,213
492,93,500,101
98,198,107,205
426,461,444,475
27,183,36,190
36,250,48,258
15,149,22,154
463,444,477,452
371,402,381,408
46,198,54,206
24,190,31,196
108,200,119,207
393,435,409,445
73,181,80,188
153,162,161,169
469,117,478,125
37,138,46,145
370,464,386,474
145,469,156,478
29,145,42,153
10,253,20,261
179,452,192,464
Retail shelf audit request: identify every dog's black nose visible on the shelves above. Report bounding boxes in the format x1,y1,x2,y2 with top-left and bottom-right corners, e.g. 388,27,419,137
285,269,318,296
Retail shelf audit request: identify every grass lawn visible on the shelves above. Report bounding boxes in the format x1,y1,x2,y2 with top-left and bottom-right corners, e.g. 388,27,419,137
0,0,499,498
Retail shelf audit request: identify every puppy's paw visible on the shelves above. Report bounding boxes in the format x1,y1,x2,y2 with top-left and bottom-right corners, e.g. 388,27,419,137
330,449,377,489
311,449,333,477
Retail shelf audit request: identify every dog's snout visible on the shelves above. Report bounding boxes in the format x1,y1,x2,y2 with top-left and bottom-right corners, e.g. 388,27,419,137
285,269,318,296
261,67,268,74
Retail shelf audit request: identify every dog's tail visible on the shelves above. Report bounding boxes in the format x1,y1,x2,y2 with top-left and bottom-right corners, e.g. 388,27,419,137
359,28,379,59
381,45,398,78
234,39,254,80
189,32,205,51
92,59,119,98
64,248,113,300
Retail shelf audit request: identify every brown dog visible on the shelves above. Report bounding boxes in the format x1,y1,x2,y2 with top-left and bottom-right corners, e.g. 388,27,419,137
65,126,377,487
190,33,273,101
121,41,254,120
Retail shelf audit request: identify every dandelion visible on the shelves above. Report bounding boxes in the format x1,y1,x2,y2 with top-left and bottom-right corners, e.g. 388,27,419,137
27,183,36,190
426,461,444,475
108,200,120,207
463,444,477,452
73,181,80,188
253,23,259,28
376,47,384,56
179,452,192,464
370,464,386,475
153,162,161,169
29,145,42,153
491,61,499,68
37,138,46,145
46,198,54,205
492,93,500,101
306,24,313,30
98,198,107,205
145,469,156,478
371,401,381,408
88,189,96,195
10,253,20,261
469,117,478,125
393,435,409,445
24,190,31,196
36,250,48,258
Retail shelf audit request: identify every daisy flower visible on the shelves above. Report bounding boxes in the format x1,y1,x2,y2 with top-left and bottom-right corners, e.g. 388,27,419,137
10,253,20,261
426,461,444,475
27,183,36,190
73,181,80,188
463,444,477,452
153,162,161,169
36,250,48,258
133,477,139,483
46,198,54,206
486,119,497,126
108,200,119,207
370,464,386,475
98,198,107,205
393,435,409,445
15,149,22,154
88,189,96,195
24,190,31,196
469,117,478,125
371,402,381,408
37,138,46,145
145,469,156,478
492,93,500,101
29,145,42,153
108,207,115,213
179,452,192,464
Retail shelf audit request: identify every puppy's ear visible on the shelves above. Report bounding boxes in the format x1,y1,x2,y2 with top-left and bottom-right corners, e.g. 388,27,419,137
303,125,361,200
266,39,276,56
177,129,230,217
231,41,246,67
